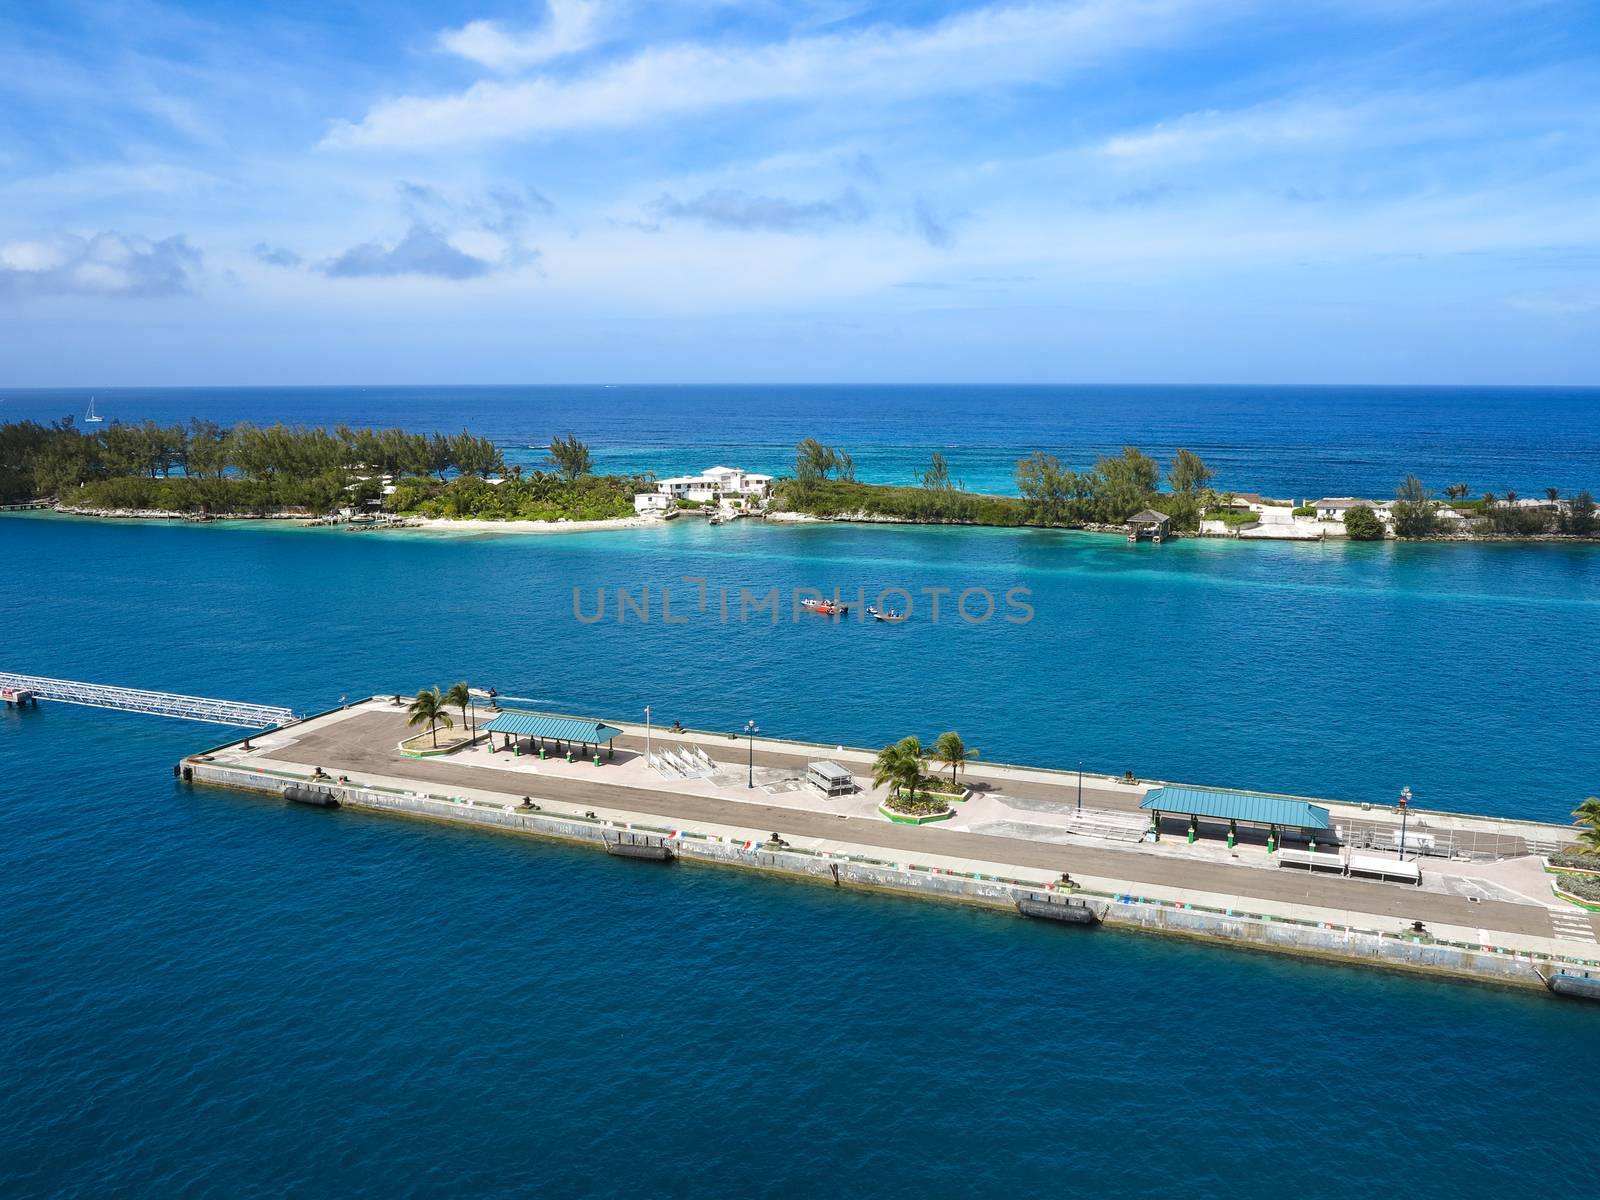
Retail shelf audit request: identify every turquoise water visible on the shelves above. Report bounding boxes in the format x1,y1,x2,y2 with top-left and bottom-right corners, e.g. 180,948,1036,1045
4,497,1599,1194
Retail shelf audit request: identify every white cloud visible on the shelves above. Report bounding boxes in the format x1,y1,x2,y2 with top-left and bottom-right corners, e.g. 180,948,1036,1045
326,0,1231,149
440,0,602,72
0,231,203,299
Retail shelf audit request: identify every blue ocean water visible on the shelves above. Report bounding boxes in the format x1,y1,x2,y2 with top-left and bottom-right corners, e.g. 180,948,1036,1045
4,383,1597,498
4,386,1599,1197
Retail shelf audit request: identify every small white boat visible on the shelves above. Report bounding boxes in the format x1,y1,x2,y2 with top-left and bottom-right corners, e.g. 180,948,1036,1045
84,396,104,423
707,513,725,525
866,605,903,622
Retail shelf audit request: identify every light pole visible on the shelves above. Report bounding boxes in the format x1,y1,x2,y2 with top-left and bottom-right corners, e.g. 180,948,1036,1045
1077,760,1083,813
645,704,652,765
1397,786,1412,860
745,719,759,788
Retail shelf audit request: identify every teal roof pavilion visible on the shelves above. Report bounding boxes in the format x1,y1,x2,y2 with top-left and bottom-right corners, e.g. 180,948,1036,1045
481,712,623,743
1140,786,1330,830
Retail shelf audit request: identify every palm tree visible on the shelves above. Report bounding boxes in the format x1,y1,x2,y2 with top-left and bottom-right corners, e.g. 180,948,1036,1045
1445,483,1469,501
1481,491,1497,508
407,686,454,749
1573,797,1600,855
443,680,474,736
932,731,979,789
1505,490,1519,506
1546,487,1561,505
872,736,927,803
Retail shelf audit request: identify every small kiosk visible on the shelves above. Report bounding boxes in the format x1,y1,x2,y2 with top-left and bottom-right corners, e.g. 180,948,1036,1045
807,761,856,797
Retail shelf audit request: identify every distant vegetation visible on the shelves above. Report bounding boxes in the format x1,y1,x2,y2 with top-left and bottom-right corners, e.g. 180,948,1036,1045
0,419,644,520
774,440,1220,530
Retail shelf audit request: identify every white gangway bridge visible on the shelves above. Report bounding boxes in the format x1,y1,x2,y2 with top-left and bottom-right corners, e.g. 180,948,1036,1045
0,671,296,730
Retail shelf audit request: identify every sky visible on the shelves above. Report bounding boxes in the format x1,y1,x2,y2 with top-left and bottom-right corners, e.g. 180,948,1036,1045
1,0,1598,386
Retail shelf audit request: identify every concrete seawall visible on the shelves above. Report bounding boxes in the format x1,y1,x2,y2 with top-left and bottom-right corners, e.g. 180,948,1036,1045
187,760,1560,995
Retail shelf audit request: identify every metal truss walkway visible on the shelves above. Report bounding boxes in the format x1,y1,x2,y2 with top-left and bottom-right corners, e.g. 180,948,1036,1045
0,671,296,729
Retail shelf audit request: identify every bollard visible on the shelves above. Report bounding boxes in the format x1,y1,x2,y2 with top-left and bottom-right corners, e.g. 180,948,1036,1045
593,754,600,767
1187,817,1198,845
1267,828,1278,854
539,747,545,760
1227,819,1237,849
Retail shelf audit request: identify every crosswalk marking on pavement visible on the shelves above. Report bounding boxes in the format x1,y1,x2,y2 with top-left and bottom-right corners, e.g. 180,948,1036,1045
1549,909,1598,943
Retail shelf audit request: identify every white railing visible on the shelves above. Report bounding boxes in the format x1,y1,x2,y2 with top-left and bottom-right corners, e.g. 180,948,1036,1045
0,671,295,729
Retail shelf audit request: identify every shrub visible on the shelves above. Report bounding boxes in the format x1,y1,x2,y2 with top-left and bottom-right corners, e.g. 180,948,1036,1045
1556,873,1600,903
1292,505,1315,517
1549,850,1600,872
1204,508,1259,527
1342,505,1385,540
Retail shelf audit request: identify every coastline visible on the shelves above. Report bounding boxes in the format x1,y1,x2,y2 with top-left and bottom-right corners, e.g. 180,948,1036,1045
11,503,1599,546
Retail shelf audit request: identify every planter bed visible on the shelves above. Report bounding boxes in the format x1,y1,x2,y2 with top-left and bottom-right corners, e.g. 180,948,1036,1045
878,804,956,825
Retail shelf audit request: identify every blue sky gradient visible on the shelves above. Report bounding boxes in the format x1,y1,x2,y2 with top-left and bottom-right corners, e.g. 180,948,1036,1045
1,0,1597,385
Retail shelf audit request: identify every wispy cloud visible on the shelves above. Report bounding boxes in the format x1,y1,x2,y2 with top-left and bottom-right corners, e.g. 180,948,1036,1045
326,0,1229,149
440,0,602,72
0,231,202,299
651,187,870,232
319,224,494,280
251,242,302,268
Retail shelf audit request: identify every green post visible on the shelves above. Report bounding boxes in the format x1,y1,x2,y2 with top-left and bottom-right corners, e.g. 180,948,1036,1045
593,753,600,767
513,741,520,757
1187,816,1198,845
1309,835,1317,854
1150,810,1161,842
1267,825,1278,854
1227,819,1237,849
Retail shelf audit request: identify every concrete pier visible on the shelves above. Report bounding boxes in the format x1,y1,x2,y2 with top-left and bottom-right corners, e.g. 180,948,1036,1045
181,697,1600,994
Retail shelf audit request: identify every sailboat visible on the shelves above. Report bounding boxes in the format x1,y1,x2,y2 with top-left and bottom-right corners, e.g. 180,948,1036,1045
84,396,104,423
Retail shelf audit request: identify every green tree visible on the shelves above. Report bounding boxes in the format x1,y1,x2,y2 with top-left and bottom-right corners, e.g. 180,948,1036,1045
1094,446,1160,523
932,731,979,788
407,686,455,749
1015,452,1087,526
548,432,592,480
794,438,839,484
443,680,475,736
1573,797,1600,854
872,736,927,802
1561,489,1596,536
920,451,959,492
1342,505,1385,540
1390,475,1438,538
1163,448,1214,531
1445,483,1470,501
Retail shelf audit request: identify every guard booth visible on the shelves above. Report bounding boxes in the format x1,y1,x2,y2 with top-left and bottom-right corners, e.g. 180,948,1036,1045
1139,786,1331,852
806,761,856,797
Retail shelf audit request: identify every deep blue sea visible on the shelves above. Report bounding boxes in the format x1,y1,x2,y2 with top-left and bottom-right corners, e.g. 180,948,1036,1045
3,385,1598,1198
4,383,1598,497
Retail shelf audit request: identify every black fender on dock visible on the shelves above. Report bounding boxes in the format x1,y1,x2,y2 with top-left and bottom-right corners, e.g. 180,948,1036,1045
1016,894,1103,925
283,784,340,808
1546,971,1600,1001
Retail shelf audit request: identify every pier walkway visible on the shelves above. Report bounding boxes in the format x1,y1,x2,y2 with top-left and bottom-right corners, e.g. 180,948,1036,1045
201,702,1599,958
0,671,295,729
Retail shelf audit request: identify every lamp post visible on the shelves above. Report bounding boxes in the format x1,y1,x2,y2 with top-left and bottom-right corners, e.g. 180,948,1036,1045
1397,786,1412,860
745,719,759,788
1077,760,1083,813
645,704,651,765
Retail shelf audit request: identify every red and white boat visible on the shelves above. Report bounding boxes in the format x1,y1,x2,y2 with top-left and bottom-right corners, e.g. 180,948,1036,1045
800,598,849,615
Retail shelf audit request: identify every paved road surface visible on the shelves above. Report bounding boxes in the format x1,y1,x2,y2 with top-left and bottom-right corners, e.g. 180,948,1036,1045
269,711,1588,942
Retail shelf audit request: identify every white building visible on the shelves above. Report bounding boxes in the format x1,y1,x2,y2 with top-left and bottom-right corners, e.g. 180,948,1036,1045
657,466,774,504
633,492,671,515
1312,497,1369,521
